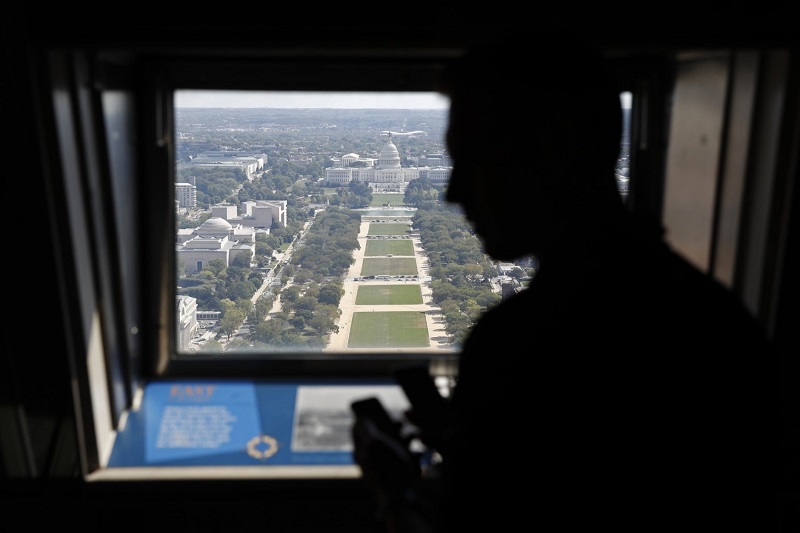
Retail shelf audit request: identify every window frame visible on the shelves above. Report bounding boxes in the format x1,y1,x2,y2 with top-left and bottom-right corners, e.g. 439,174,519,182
139,55,463,381
47,41,797,480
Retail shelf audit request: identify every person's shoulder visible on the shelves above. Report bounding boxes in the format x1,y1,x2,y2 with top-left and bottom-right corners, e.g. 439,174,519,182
459,289,537,347
619,217,760,315
639,244,769,343
661,248,755,311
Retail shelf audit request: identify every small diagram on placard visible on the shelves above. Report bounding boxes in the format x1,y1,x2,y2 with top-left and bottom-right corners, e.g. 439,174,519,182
291,385,408,452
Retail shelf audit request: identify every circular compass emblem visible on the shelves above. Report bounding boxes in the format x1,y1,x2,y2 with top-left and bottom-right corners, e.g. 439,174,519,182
246,434,279,460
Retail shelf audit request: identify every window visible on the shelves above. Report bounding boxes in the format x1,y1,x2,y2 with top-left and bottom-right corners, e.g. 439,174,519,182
42,45,642,477
172,90,476,360
38,37,794,482
141,57,472,380
170,88,631,363
168,87,634,370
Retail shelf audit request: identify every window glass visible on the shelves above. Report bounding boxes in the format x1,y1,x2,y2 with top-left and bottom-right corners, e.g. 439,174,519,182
618,91,632,203
174,91,534,357
173,90,627,357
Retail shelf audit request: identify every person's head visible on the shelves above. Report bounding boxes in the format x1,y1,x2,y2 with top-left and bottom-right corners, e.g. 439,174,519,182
441,27,624,261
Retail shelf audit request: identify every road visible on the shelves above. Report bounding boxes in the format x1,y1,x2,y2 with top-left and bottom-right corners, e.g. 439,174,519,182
224,221,309,347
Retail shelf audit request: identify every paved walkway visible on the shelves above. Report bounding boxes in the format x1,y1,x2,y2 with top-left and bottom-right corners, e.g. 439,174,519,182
323,220,452,353
235,218,452,353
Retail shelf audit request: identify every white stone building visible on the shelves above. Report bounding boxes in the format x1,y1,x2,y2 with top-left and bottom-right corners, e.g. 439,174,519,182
325,135,450,191
183,151,268,180
211,200,287,229
176,217,256,274
175,181,197,208
176,295,198,351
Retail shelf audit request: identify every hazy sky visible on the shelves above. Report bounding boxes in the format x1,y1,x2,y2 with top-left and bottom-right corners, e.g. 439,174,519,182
175,90,451,109
175,90,631,109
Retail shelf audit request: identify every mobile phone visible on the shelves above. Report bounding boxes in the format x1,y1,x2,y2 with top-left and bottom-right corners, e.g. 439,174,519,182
350,396,400,439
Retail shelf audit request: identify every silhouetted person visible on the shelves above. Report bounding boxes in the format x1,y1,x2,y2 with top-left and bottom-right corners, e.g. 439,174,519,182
353,26,779,533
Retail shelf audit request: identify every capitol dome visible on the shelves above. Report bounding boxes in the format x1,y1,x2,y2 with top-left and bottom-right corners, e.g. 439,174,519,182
378,137,401,168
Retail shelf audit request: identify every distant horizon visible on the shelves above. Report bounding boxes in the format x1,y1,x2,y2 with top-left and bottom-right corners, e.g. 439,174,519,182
175,90,451,110
176,90,632,110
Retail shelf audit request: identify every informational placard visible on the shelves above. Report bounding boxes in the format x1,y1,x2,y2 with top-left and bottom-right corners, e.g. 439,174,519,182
144,382,261,463
107,380,407,468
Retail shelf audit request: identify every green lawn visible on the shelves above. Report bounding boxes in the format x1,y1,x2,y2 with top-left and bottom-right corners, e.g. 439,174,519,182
319,191,406,208
355,285,423,305
360,258,418,276
364,240,415,256
348,311,430,348
367,223,411,235
370,194,406,207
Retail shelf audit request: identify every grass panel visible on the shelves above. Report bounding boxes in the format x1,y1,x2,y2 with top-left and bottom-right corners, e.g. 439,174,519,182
360,258,418,276
348,311,430,348
364,240,415,256
367,223,411,236
355,285,423,305
371,194,407,207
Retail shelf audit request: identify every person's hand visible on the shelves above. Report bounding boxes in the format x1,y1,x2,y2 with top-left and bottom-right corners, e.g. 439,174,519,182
352,414,420,510
403,402,453,457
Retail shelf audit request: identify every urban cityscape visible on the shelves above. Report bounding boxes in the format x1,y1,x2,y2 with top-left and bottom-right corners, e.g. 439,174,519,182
173,96,629,356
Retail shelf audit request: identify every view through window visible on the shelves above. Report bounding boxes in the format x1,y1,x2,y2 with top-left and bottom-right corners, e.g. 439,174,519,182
173,90,629,356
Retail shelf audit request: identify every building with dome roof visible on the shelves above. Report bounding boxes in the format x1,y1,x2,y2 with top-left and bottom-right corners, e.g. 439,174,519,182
197,216,234,235
176,216,256,274
377,137,401,168
325,135,451,192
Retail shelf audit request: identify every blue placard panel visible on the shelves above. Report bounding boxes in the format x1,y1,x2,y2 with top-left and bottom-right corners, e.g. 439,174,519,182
107,380,405,468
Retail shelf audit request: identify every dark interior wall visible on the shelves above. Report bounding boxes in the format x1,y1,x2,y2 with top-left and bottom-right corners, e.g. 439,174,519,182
1,10,79,481
2,6,798,531
0,11,390,530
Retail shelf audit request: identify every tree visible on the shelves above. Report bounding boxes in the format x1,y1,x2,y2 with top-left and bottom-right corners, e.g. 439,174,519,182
199,339,225,352
292,181,308,198
308,313,336,335
293,269,313,284
219,298,236,313
230,253,252,268
176,259,186,280
317,285,342,306
220,307,246,341
265,235,282,249
206,259,227,276
255,242,273,257
251,318,286,345
404,177,438,206
464,263,484,279
180,284,214,305
226,279,257,301
289,316,306,330
248,271,262,286
252,297,273,323
462,299,483,322
282,285,301,302
283,264,297,278
294,295,318,312
235,298,253,315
